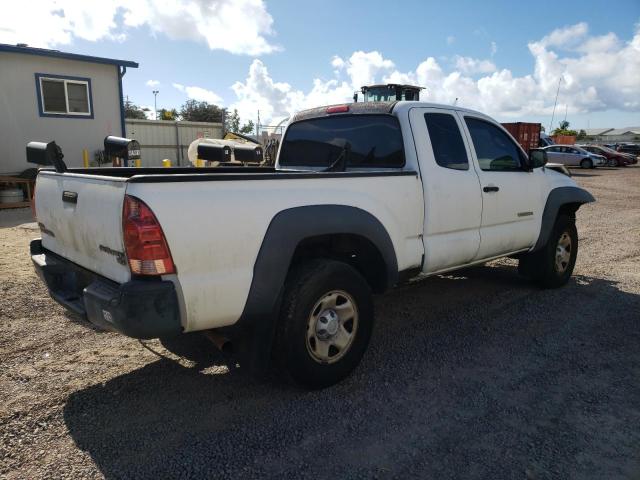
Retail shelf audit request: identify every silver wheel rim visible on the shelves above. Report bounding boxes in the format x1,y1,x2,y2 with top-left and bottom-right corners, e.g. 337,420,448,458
306,290,358,364
555,232,572,274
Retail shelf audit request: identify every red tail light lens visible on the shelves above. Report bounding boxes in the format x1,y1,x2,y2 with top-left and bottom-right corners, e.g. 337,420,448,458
326,105,349,114
123,195,175,275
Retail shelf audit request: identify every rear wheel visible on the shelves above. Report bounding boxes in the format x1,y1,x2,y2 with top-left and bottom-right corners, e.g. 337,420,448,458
519,214,578,288
580,158,593,169
274,259,374,389
610,158,620,167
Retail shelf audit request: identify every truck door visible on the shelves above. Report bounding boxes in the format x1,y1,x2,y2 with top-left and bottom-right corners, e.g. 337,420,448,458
409,107,482,273
459,114,542,259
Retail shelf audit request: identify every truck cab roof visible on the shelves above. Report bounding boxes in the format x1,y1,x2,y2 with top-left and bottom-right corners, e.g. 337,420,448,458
290,101,490,124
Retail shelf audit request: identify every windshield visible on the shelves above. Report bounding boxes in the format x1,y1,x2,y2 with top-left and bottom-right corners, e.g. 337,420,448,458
279,115,405,168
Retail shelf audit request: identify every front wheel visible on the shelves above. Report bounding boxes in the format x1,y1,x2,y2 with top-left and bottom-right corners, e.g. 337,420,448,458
580,158,593,169
518,214,578,288
274,259,374,389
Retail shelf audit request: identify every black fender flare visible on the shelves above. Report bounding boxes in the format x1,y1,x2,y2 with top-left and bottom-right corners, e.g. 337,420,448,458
230,205,398,370
243,204,398,319
532,186,595,251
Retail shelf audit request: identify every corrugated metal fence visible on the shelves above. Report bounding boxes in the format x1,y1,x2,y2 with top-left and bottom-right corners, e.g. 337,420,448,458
125,119,223,166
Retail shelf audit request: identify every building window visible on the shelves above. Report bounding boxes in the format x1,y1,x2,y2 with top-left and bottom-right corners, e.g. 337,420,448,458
35,73,93,118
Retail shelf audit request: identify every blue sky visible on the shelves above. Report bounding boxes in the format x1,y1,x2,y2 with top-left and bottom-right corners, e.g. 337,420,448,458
3,0,639,129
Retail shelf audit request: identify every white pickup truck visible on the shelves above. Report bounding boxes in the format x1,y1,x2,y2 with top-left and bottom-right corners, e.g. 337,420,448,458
30,101,594,388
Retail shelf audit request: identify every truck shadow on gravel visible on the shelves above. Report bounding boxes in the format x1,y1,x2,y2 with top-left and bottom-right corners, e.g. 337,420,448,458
62,265,640,479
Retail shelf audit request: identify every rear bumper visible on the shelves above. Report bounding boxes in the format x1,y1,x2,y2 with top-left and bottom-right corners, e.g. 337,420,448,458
30,239,182,339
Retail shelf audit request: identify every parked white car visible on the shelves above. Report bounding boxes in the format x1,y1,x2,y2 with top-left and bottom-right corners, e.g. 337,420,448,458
29,101,594,388
542,145,607,169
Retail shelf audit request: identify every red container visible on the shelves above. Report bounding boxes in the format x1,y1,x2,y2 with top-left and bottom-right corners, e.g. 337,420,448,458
501,122,541,151
551,135,576,145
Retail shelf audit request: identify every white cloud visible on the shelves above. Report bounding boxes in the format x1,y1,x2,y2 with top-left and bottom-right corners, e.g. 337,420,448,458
0,0,278,55
146,80,160,87
447,35,456,45
538,22,588,49
490,41,497,56
453,56,496,74
227,21,640,124
173,83,223,105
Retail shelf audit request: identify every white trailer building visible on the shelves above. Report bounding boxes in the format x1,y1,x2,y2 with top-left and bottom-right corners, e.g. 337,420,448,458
0,43,138,175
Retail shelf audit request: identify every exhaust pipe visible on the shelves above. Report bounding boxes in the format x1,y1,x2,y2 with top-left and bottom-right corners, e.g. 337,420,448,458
204,330,233,354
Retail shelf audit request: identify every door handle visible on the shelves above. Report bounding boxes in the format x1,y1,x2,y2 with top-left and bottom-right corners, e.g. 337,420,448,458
483,185,499,193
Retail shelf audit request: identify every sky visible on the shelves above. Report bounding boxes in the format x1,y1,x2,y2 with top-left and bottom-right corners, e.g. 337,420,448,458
1,0,639,130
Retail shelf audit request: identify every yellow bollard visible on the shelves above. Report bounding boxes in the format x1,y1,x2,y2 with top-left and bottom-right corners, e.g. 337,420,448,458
162,159,171,168
196,158,205,168
134,159,141,168
82,149,89,168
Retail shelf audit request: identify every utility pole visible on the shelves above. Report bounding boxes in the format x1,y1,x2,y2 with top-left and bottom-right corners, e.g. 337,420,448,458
549,76,563,133
152,90,159,120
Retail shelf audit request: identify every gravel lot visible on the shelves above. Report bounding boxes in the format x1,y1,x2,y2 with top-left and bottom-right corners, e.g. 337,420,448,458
1,167,639,479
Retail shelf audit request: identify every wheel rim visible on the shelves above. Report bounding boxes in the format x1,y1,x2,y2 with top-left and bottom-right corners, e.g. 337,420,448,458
555,232,572,274
306,290,359,364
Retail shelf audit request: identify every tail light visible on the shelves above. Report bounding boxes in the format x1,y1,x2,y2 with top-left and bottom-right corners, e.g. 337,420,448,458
123,195,175,275
326,105,349,114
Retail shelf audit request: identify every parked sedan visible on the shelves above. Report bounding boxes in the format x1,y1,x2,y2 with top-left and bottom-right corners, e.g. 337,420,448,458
578,144,637,167
616,143,640,156
542,145,607,169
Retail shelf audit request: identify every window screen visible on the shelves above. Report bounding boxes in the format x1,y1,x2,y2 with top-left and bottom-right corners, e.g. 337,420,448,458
424,113,468,170
41,80,67,113
279,115,405,168
465,117,525,171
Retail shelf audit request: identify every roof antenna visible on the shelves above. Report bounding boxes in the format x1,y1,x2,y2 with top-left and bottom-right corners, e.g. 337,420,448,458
453,97,459,106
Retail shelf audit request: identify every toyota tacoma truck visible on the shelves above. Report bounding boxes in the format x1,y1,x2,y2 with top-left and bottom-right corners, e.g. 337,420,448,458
29,101,594,388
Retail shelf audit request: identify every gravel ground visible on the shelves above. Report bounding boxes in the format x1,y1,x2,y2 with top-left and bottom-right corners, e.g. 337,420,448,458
1,167,639,479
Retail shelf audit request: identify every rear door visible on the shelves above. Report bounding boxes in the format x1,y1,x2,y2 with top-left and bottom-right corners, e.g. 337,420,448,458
459,114,542,259
409,107,482,273
35,171,131,283
545,146,564,164
564,147,582,166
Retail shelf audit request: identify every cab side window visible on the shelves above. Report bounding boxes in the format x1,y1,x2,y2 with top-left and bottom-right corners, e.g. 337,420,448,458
465,117,526,171
424,113,469,170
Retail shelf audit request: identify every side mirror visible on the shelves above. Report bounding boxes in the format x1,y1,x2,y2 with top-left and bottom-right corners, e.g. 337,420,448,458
528,148,548,169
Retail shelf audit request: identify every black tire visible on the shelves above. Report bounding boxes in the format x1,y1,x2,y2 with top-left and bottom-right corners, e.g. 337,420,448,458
611,158,620,167
580,158,592,169
274,259,374,389
518,214,578,288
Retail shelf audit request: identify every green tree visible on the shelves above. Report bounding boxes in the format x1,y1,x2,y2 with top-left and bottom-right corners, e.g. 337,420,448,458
124,100,149,119
576,129,587,140
158,108,178,121
558,120,570,130
240,119,255,135
179,99,223,122
226,109,241,133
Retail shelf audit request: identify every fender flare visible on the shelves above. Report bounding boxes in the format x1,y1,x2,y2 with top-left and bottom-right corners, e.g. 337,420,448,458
532,186,595,252
241,204,398,320
231,204,398,371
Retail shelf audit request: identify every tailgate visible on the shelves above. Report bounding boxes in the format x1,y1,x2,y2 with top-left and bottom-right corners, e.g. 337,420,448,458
35,171,131,284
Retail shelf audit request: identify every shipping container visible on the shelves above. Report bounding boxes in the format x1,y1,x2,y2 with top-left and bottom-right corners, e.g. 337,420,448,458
551,135,576,145
501,122,542,151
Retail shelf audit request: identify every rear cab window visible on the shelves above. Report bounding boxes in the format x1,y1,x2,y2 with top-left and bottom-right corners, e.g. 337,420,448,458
278,115,405,169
